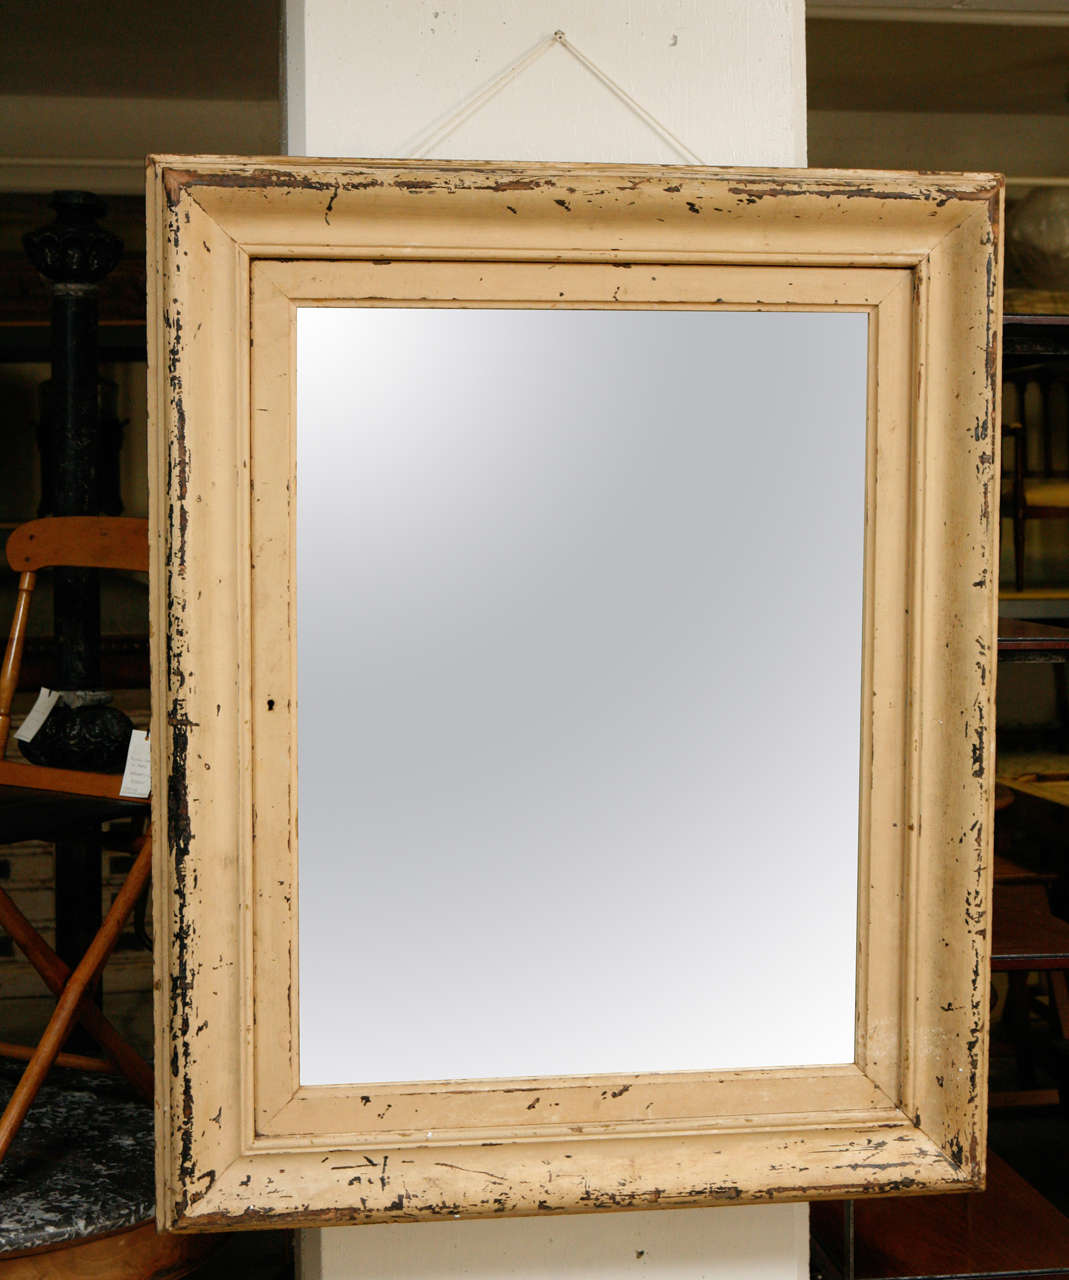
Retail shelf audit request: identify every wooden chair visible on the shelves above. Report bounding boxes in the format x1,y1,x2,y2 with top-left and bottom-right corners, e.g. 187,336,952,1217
1003,362,1069,591
0,516,153,1163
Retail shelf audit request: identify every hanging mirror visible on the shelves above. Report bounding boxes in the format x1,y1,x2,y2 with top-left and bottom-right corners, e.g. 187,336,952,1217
148,158,1001,1229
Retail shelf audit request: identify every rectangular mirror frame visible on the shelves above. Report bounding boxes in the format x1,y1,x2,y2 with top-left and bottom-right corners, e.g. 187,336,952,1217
148,157,1002,1231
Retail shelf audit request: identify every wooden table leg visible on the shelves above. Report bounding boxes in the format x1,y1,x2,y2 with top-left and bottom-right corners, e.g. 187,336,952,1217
0,836,152,1163
0,882,152,1099
1049,970,1069,1038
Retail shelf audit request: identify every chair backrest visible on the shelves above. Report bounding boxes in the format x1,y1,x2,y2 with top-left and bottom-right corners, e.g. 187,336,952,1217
1006,365,1069,481
6,517,148,575
0,517,149,757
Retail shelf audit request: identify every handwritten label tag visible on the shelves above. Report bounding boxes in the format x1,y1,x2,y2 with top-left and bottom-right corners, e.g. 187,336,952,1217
120,730,151,799
14,688,60,742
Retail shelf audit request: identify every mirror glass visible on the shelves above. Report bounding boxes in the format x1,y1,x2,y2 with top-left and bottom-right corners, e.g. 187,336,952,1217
295,306,868,1086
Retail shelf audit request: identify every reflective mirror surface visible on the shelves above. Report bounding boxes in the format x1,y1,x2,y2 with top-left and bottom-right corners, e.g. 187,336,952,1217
296,306,868,1086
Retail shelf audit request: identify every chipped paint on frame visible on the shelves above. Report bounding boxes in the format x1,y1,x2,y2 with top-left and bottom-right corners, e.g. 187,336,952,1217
147,157,1002,1230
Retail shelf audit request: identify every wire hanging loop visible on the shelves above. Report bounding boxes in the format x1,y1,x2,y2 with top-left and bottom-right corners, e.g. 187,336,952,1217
406,32,560,159
405,29,706,166
552,31,706,166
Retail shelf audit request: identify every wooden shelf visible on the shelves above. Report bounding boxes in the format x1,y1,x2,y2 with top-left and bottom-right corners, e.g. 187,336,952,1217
1005,290,1069,318
993,879,1069,970
811,1151,1069,1279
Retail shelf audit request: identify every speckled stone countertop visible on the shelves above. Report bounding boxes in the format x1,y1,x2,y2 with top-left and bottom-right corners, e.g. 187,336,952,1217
0,1060,153,1253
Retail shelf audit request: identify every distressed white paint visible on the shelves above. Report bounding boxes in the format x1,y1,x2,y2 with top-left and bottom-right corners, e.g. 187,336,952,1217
284,1,809,1275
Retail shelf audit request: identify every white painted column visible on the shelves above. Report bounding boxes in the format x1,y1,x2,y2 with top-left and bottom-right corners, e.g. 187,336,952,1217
283,3,809,1276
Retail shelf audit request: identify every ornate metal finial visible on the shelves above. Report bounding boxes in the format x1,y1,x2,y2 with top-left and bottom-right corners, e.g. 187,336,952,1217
23,190,123,287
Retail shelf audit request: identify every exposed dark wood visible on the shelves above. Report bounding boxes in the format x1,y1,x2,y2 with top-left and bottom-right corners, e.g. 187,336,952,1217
811,1150,1069,1279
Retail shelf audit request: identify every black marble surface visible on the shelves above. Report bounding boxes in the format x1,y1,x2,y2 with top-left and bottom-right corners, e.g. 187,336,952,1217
0,1060,154,1253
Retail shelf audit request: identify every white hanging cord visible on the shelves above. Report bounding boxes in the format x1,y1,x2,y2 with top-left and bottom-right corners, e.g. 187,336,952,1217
407,32,560,159
552,31,706,166
405,29,706,166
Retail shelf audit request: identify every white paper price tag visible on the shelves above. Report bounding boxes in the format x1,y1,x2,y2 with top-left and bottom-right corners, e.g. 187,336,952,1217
120,730,151,798
14,688,60,743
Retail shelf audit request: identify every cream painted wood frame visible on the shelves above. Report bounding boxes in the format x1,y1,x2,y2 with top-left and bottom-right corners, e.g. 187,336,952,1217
147,158,1002,1231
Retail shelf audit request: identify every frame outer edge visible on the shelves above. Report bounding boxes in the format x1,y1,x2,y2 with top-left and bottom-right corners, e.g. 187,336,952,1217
173,1123,973,1230
153,172,252,1228
149,160,1002,1228
148,157,173,1231
907,190,1002,1185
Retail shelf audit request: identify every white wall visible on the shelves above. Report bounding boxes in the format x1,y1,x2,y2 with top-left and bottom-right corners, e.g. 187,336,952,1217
304,1203,810,1280
285,0,806,166
283,3,809,1277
